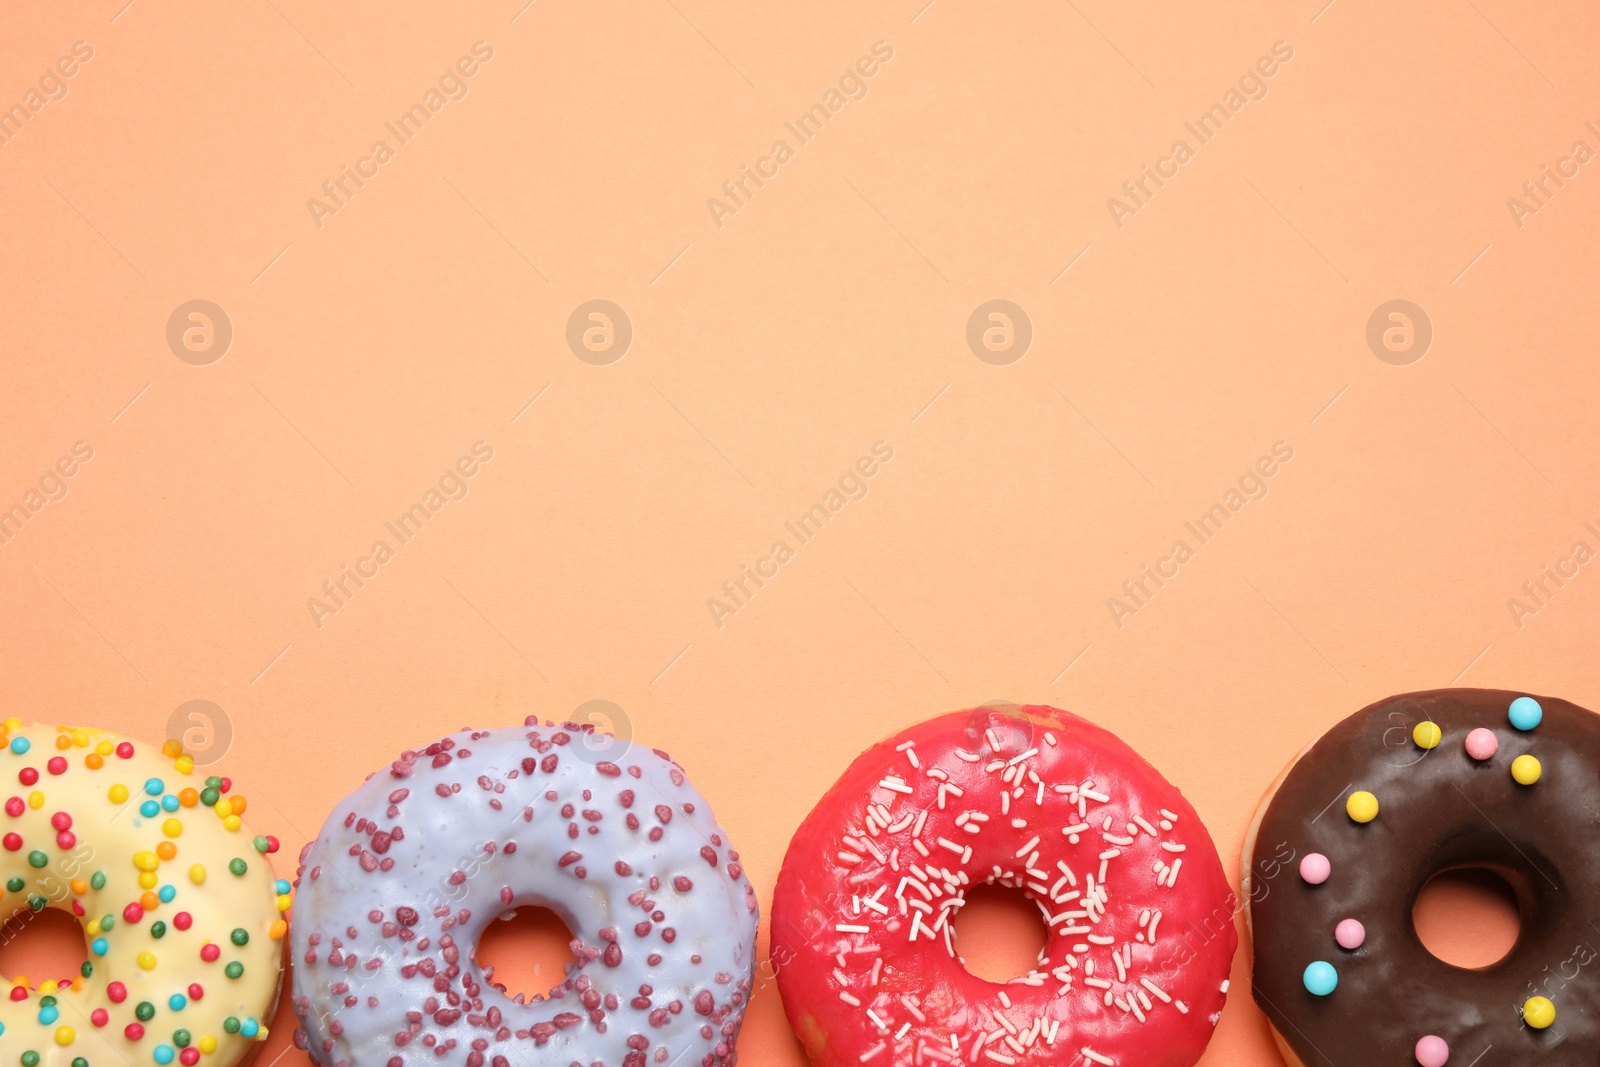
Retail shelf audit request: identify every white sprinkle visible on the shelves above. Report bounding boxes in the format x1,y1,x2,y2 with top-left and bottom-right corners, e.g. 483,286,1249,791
1082,787,1110,803
1160,808,1178,821
985,729,1003,751
1011,818,1028,829
913,811,928,839
938,837,964,856
1168,859,1183,885
1015,835,1040,859
894,1022,911,1040
1044,732,1057,746
837,851,862,866
1083,977,1111,989
1081,1047,1114,1065
1140,978,1172,1003
954,749,981,762
836,924,870,934
1221,980,1230,993
858,1039,884,1060
895,740,916,751
1005,748,1038,767
1148,911,1162,942
1103,834,1134,846
867,1008,888,1031
1087,934,1115,945
878,777,914,795
1133,815,1158,836
1161,841,1186,852
912,838,930,857
1175,1001,1188,1014
1159,819,1173,831
840,991,862,1006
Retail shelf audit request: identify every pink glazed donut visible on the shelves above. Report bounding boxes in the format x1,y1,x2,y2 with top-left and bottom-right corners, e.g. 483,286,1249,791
290,719,759,1067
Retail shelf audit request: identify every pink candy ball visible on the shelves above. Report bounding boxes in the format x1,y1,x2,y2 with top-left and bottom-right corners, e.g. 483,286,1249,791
1335,918,1366,949
1415,1035,1449,1066
1299,852,1331,885
1465,728,1499,761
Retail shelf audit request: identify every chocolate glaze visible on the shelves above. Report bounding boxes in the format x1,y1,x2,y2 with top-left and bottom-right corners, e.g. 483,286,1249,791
1249,689,1600,1065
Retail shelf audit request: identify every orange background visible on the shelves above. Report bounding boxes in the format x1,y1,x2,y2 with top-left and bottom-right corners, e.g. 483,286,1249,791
2,1,1598,1064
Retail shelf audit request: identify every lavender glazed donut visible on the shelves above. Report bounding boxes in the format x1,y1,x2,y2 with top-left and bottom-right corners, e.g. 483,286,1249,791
289,719,759,1067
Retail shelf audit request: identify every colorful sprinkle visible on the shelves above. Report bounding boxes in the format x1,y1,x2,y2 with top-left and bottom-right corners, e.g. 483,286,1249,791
1345,791,1379,823
1302,961,1338,996
1509,696,1542,731
1511,755,1542,786
1465,728,1499,761
1299,853,1331,885
1523,995,1555,1028
1414,1035,1449,1067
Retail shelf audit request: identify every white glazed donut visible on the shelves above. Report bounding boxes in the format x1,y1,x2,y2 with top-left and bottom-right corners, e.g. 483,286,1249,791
290,719,759,1067
0,722,286,1067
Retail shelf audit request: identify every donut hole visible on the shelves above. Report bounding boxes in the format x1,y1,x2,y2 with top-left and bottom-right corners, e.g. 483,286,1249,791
0,906,88,988
475,905,577,1001
1412,866,1524,969
950,883,1050,983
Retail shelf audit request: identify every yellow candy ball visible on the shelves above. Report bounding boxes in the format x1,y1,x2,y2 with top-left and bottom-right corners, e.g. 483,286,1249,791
1346,790,1380,824
26,792,43,810
1524,995,1555,1028
198,1037,217,1054
53,1026,74,1046
70,729,89,748
1512,755,1542,785
136,951,156,970
1413,721,1442,749
137,871,158,890
189,864,207,884
276,894,292,913
39,981,57,994
108,784,129,804
133,851,159,872
95,740,113,756
162,818,183,838
223,814,242,832
4,719,19,732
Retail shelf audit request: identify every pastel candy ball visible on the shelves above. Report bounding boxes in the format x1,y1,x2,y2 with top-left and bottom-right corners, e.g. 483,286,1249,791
1302,961,1338,996
1523,995,1555,1029
1465,728,1499,761
1300,852,1331,885
1511,754,1542,785
1335,918,1365,949
1415,1035,1449,1066
1509,696,1543,731
1346,791,1379,823
1413,721,1442,749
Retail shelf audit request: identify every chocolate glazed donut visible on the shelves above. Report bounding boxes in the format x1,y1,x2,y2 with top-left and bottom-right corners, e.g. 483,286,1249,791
1243,689,1600,1066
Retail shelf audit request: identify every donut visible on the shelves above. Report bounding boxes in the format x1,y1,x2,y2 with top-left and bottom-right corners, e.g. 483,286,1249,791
0,722,286,1067
289,719,759,1067
772,704,1235,1067
1243,688,1600,1066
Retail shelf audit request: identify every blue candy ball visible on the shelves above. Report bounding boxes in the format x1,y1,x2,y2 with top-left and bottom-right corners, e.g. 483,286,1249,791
1509,696,1542,731
1303,960,1338,996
